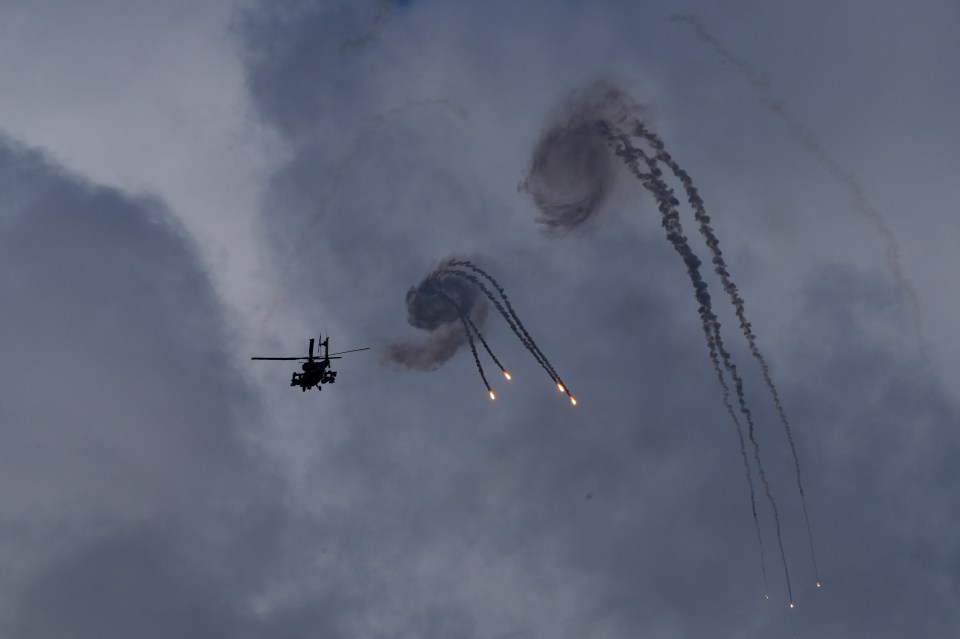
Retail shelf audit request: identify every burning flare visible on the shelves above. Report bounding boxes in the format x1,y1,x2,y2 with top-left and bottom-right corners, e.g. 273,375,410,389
503,370,512,380
488,390,496,401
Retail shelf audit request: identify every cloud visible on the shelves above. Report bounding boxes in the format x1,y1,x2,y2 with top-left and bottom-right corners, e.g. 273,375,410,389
0,133,272,635
5,528,241,639
229,1,960,636
3,0,957,637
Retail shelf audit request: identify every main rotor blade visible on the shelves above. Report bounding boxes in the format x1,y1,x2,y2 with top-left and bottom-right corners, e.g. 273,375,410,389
251,356,343,361
327,347,371,356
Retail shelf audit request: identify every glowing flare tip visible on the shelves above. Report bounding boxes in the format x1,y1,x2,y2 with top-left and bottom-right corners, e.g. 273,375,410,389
503,370,512,381
789,602,796,609
488,390,496,401
556,382,565,392
816,581,822,588
569,395,577,406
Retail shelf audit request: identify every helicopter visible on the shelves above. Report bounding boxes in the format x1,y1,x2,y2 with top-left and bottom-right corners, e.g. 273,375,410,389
252,337,370,392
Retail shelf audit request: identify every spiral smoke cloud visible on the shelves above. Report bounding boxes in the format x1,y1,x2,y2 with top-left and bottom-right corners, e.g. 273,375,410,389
385,259,488,371
520,82,647,232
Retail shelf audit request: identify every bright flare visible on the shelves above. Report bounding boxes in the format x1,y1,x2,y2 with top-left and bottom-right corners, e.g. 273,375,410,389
569,395,577,406
789,603,796,609
503,370,512,381
489,390,496,401
556,382,565,392
816,581,822,588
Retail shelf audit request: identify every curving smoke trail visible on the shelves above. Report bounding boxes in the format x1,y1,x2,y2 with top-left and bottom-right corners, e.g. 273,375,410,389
461,310,508,381
388,258,574,404
428,282,495,398
523,82,815,603
671,12,926,367
441,259,573,399
601,124,791,601
636,121,821,584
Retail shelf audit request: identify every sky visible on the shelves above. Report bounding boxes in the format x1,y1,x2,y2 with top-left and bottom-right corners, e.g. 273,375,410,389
1,0,958,637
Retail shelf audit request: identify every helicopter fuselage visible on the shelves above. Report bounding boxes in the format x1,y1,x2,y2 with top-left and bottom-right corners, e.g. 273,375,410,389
291,359,337,391
253,337,364,393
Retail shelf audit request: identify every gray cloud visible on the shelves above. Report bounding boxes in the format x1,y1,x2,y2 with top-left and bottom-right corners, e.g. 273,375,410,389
2,0,958,637
231,0,960,635
6,528,241,639
0,134,276,636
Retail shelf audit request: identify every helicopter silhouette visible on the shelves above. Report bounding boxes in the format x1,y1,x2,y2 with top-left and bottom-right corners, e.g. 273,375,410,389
252,337,370,392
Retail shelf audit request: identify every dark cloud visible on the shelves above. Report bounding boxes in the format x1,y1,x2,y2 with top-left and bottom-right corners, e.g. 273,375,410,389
0,134,256,516
5,529,240,639
2,1,958,637
0,134,273,635
781,266,960,636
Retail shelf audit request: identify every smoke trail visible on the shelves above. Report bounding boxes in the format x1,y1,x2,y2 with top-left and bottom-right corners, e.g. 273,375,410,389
442,264,558,380
521,82,810,599
462,311,508,379
429,281,495,397
442,282,511,381
340,0,393,52
601,125,793,601
438,265,545,372
634,121,821,584
441,260,573,397
671,12,927,360
709,337,770,597
439,266,575,403
458,311,494,399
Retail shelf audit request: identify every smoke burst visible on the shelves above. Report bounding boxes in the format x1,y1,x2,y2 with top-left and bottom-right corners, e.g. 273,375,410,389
523,82,817,603
384,260,488,372
520,84,645,233
388,258,574,404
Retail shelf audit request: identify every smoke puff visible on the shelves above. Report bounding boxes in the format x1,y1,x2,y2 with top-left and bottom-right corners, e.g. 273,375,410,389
404,272,484,331
385,259,488,371
521,81,647,233
383,323,466,372
523,124,612,231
